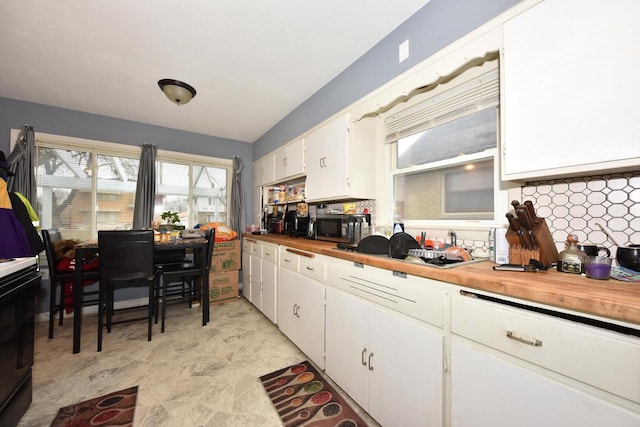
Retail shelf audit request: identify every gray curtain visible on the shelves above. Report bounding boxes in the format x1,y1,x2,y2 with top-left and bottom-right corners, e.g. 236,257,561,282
132,143,157,229
230,156,245,234
7,125,37,203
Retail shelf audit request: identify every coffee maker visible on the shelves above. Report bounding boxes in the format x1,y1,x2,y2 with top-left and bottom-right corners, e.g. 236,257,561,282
284,210,310,237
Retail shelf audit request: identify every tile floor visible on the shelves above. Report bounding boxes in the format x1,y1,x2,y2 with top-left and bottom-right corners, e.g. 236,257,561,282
17,297,378,427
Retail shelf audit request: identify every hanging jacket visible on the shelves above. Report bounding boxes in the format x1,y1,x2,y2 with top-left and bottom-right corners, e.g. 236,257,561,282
0,178,32,258
9,192,44,255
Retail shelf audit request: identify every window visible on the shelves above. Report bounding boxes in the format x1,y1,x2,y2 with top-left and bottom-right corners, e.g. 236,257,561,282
385,62,502,225
32,132,232,240
154,160,229,228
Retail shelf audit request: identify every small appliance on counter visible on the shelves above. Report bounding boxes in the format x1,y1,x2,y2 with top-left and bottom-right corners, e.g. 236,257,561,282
265,206,284,234
283,202,310,237
314,213,371,244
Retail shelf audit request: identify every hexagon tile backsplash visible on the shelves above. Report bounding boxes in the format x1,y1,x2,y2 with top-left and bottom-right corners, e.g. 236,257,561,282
522,171,640,256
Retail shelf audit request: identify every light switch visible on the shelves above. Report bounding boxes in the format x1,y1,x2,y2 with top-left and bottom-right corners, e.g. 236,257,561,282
399,39,410,63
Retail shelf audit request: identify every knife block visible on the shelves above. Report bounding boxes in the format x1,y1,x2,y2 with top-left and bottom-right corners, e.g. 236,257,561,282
506,218,559,265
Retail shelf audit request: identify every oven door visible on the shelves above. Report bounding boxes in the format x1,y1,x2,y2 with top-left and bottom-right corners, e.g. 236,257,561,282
0,265,38,420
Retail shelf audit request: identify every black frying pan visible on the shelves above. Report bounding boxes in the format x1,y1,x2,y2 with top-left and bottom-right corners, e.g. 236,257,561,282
388,232,420,259
357,235,390,255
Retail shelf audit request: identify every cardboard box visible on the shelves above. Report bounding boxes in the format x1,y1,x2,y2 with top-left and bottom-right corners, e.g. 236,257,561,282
211,239,241,273
209,270,239,304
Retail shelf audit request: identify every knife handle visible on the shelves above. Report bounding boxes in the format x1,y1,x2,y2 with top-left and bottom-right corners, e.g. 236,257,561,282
506,212,529,249
524,200,541,224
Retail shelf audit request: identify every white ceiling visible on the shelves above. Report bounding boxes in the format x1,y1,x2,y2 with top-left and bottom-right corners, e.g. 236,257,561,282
0,1,430,143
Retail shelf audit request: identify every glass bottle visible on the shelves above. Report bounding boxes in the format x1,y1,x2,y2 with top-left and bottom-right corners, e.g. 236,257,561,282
557,234,586,274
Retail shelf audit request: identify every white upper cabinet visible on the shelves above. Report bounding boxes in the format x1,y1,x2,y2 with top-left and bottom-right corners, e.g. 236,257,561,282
253,155,275,187
262,154,276,186
274,138,305,183
253,158,264,188
305,114,377,202
501,0,640,180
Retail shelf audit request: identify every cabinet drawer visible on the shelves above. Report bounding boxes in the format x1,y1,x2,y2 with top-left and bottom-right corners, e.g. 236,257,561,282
299,256,325,282
242,238,254,253
451,294,640,404
279,247,299,272
327,261,446,329
261,242,278,263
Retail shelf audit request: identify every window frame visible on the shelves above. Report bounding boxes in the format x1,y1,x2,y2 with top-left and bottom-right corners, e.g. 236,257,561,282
381,62,508,230
12,129,233,238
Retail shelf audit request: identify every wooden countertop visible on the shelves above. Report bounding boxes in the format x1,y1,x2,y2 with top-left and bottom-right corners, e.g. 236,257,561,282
243,233,640,327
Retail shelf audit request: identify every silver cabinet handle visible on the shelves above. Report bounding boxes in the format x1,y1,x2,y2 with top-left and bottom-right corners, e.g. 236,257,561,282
361,348,367,366
284,258,291,263
506,330,542,347
306,266,314,271
264,251,271,256
293,304,298,316
368,352,374,371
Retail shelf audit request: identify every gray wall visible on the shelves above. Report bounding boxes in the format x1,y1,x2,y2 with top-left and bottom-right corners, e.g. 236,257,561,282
253,0,523,158
0,96,254,219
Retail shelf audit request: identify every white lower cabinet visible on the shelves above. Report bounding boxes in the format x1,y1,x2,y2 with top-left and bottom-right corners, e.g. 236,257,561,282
241,239,251,298
277,248,325,368
325,285,444,427
245,240,278,323
450,293,640,427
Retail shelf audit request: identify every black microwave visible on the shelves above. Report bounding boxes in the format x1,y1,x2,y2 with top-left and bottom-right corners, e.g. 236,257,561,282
314,214,370,244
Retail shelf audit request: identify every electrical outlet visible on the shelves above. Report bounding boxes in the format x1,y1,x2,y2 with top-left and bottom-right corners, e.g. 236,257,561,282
399,39,409,63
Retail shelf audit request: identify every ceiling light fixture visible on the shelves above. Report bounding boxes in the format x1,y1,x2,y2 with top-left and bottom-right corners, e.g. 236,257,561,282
158,79,197,106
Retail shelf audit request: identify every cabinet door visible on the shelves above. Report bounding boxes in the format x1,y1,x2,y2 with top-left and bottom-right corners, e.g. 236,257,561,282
451,339,640,427
249,254,261,310
274,138,305,182
368,306,444,427
241,249,251,300
263,154,276,185
293,274,325,369
253,158,264,188
502,0,640,180
325,287,370,410
261,259,277,324
305,115,349,200
277,267,299,340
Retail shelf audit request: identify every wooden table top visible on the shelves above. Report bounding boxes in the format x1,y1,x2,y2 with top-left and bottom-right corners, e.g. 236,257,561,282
244,233,640,327
74,237,207,250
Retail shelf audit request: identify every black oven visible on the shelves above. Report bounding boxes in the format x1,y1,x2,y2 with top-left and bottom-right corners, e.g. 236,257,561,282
0,261,38,427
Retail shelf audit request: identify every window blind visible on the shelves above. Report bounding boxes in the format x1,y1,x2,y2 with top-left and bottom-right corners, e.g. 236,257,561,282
385,67,499,144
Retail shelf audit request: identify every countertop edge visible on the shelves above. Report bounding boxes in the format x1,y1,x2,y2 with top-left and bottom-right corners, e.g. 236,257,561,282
243,234,640,327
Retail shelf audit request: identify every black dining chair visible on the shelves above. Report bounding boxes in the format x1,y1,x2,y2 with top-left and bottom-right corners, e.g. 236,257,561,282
97,230,162,352
41,229,99,339
158,228,215,332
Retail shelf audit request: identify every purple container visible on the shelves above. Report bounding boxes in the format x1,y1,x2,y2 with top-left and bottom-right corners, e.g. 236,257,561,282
584,256,612,280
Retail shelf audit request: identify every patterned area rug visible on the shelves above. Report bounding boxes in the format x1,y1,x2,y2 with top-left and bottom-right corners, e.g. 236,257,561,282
50,386,138,427
260,361,369,427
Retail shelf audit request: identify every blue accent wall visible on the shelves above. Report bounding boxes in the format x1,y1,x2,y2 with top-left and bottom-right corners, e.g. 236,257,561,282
0,96,254,218
253,0,523,158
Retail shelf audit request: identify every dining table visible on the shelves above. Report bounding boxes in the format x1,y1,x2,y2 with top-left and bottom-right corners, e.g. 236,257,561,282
72,237,210,354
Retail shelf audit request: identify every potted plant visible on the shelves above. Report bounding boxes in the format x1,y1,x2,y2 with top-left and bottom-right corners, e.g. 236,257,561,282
159,211,181,231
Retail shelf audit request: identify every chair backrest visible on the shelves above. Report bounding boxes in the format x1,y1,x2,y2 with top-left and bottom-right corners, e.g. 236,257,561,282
98,230,155,282
204,228,216,269
48,228,62,244
41,229,59,274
